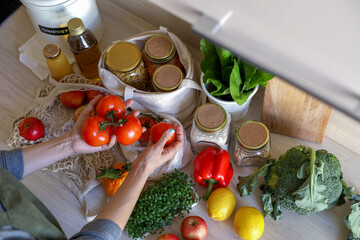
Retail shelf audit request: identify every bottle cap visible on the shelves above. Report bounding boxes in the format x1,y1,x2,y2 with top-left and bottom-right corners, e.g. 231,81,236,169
153,65,183,92
195,103,227,133
67,18,85,36
237,120,269,150
43,43,61,59
144,35,175,63
105,42,142,72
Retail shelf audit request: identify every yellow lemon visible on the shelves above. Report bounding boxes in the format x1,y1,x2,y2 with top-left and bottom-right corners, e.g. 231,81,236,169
233,206,264,240
206,187,236,221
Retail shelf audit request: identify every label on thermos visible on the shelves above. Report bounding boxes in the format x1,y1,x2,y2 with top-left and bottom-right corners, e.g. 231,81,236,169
38,25,69,36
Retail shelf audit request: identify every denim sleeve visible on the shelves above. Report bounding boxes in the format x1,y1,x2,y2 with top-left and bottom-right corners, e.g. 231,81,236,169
70,219,122,240
0,149,24,180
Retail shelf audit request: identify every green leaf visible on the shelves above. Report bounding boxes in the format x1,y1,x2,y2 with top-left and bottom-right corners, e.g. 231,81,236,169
239,59,274,91
293,148,329,212
297,162,310,179
237,163,271,197
261,191,273,217
271,200,283,221
200,39,221,77
344,202,360,239
206,78,230,96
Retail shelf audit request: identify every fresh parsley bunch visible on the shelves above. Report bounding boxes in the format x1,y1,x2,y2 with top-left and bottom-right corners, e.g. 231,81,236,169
125,170,198,239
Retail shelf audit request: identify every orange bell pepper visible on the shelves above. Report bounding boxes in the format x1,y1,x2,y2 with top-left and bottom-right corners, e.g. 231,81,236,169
97,163,131,197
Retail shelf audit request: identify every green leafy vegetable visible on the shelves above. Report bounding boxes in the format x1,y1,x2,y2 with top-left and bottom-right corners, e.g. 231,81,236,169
344,202,360,239
237,162,272,197
200,38,274,105
293,148,329,212
125,170,198,239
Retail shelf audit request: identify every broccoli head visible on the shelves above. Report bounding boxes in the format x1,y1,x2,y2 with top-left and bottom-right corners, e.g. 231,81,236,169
265,145,342,215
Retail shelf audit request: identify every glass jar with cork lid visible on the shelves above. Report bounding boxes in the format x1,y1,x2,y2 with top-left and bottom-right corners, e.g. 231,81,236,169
105,41,150,91
190,103,231,153
234,120,271,166
142,34,185,80
152,65,183,92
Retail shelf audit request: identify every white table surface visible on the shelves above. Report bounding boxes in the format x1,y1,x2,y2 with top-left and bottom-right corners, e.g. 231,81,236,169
0,1,359,239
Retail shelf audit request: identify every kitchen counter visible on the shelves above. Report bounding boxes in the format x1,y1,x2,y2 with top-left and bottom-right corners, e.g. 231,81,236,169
0,0,359,239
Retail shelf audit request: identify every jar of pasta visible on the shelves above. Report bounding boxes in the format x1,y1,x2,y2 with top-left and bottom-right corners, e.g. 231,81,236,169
152,65,183,92
142,34,185,80
190,103,231,153
234,120,271,166
105,41,150,91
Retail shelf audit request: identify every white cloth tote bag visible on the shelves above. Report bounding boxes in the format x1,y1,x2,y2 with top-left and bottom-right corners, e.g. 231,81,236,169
98,27,202,128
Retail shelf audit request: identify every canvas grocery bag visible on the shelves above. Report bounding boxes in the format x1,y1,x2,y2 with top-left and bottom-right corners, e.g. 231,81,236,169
99,27,203,128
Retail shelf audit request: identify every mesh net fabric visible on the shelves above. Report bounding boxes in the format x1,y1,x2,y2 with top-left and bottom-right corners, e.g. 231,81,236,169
6,74,118,220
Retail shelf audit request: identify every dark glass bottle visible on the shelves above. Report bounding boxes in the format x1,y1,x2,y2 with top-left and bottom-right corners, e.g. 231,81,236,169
67,17,101,80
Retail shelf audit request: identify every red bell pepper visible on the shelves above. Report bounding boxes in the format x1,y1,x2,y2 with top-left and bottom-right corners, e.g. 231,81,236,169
193,147,233,200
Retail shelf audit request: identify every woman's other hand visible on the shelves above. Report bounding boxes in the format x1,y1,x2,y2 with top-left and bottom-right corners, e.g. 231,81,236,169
132,122,184,175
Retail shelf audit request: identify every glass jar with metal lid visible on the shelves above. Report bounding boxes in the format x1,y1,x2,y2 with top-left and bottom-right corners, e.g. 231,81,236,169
43,43,74,81
152,65,183,92
105,41,150,91
234,120,271,166
190,103,231,153
142,34,185,81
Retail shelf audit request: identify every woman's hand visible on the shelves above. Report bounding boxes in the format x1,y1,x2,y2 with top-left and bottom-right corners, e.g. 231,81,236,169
132,122,184,175
67,95,137,155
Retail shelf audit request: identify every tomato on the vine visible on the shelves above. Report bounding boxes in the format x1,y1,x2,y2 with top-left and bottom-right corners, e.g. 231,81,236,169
18,117,45,141
138,115,158,142
81,116,111,147
96,95,125,120
112,115,142,145
150,122,175,146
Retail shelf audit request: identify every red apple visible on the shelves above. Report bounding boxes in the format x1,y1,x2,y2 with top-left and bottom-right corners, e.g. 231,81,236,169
157,233,180,240
181,216,207,240
59,91,86,109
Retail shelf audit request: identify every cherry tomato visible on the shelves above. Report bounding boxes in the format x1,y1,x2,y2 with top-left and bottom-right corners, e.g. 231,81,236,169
96,95,125,120
18,117,45,141
86,90,105,102
138,115,158,142
81,116,111,147
59,91,86,109
150,122,175,146
112,115,142,145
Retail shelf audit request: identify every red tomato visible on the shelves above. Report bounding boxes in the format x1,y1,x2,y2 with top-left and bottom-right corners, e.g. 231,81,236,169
96,95,125,120
18,117,45,141
86,90,105,102
138,115,158,142
150,122,175,146
112,115,142,145
81,116,111,147
59,91,86,109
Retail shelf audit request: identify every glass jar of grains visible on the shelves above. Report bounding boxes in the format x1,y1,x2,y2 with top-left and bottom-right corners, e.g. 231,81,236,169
234,120,271,166
152,65,183,92
190,103,231,153
142,34,185,81
105,41,150,91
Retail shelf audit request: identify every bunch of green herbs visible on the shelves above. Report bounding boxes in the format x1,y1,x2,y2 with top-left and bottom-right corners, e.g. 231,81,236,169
125,170,198,239
200,38,274,105
236,145,360,239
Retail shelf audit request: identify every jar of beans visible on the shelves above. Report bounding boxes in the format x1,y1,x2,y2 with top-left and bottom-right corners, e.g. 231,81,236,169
234,120,271,166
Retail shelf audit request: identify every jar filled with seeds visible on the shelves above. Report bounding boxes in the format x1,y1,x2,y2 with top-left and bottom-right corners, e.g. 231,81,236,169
190,103,231,153
105,41,150,91
234,120,271,166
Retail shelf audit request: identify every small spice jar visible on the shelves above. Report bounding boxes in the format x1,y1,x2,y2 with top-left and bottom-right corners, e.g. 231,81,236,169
152,65,183,92
43,43,74,81
190,103,231,153
234,120,271,166
105,41,149,91
142,34,185,80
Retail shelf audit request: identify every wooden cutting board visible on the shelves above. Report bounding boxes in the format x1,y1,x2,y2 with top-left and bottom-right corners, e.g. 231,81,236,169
261,77,332,143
